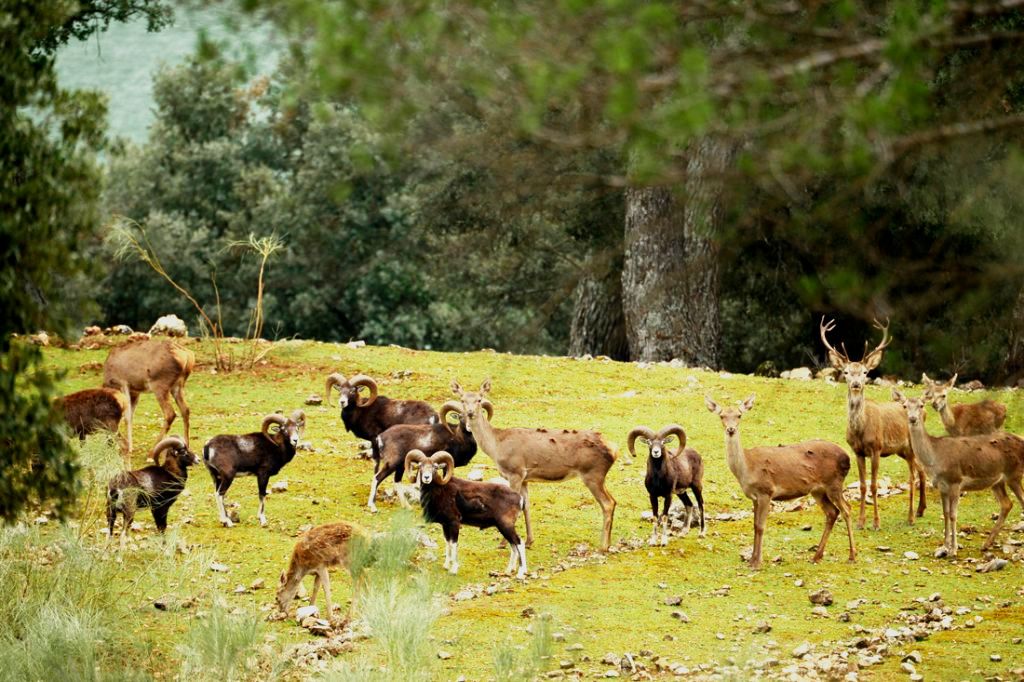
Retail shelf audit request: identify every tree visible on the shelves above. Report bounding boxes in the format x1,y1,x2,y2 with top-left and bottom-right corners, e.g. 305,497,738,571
0,0,171,522
241,0,1024,375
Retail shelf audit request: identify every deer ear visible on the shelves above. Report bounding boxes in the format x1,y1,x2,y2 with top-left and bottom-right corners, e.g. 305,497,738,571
862,349,884,371
921,372,931,385
704,395,720,414
740,395,755,413
827,350,846,369
279,570,287,586
451,380,463,396
891,388,906,404
948,373,958,388
480,378,492,395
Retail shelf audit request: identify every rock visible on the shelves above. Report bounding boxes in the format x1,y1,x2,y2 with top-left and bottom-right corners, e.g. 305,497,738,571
109,324,133,335
437,651,452,660
991,654,1002,662
250,578,265,590
811,606,829,617
792,642,811,658
453,589,475,601
601,653,622,667
755,361,779,378
904,551,920,560
209,561,229,573
467,469,485,482
977,558,1008,573
816,367,839,381
604,671,620,678
934,546,949,558
305,394,323,406
753,621,772,634
295,605,319,623
559,660,574,670
83,325,102,336
233,584,247,594
876,546,893,552
671,611,690,623
664,595,682,606
271,481,289,493
154,598,169,610
346,340,366,349
148,314,188,337
809,589,834,606
962,379,985,391
28,331,50,346
787,367,813,380
903,651,922,664
900,662,917,675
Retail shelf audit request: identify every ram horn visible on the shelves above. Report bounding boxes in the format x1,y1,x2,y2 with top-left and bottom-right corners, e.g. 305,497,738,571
439,401,463,434
430,451,456,485
290,409,306,435
262,413,288,442
404,448,428,482
657,424,687,456
627,426,656,458
150,435,186,466
350,374,378,407
324,373,347,402
481,399,494,421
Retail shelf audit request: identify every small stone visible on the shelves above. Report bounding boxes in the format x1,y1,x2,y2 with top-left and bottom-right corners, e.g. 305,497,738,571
901,662,916,675
903,651,922,664
295,605,318,623
876,546,892,552
271,481,288,493
604,671,619,678
467,469,485,481
671,611,690,622
795,579,804,587
809,589,834,606
715,633,725,640
753,621,772,634
792,642,811,658
991,654,1002,662
601,653,622,667
154,598,169,610
934,546,949,558
453,589,475,601
811,606,829,617
566,643,583,652
664,595,682,606
904,551,919,561
977,558,1008,573
250,578,265,590
304,394,323,406
209,561,229,573
559,660,574,670
233,584,247,594
1012,637,1022,645
438,650,452,660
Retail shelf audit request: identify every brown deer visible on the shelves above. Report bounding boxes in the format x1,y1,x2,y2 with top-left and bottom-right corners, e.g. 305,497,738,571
103,338,195,458
451,379,617,551
820,317,926,530
705,394,855,569
921,373,1007,436
893,390,1024,557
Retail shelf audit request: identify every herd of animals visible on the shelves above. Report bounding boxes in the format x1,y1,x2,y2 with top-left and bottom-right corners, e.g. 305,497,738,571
50,317,1024,622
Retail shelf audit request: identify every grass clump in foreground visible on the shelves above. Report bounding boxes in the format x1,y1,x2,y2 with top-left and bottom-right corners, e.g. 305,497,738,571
23,339,1024,679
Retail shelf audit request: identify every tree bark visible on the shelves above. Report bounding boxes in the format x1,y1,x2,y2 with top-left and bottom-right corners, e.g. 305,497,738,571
621,139,730,366
568,264,628,360
1005,287,1024,383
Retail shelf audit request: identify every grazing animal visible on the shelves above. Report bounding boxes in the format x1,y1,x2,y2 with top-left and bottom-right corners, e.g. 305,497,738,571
368,400,477,512
406,449,527,577
820,317,926,529
103,338,195,456
452,379,617,551
893,390,1024,558
55,387,128,452
324,373,438,456
705,394,856,569
203,410,305,527
106,436,199,545
627,424,705,545
276,521,371,623
921,373,1007,436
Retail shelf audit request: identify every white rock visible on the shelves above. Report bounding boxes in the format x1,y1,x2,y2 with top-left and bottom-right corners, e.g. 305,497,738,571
453,589,475,601
903,551,919,560
148,314,188,337
271,481,289,493
295,605,319,623
792,642,811,658
209,561,229,573
346,340,366,349
467,469,485,481
787,367,813,380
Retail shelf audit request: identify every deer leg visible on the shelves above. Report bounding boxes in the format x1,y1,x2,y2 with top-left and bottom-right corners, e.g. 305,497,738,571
171,383,190,447
123,386,137,458
751,495,770,570
648,494,659,546
812,492,839,563
309,572,322,607
693,485,706,538
948,483,962,556
319,568,336,622
905,454,916,526
257,474,270,527
915,460,927,518
856,455,867,530
830,486,856,562
937,487,951,555
1007,479,1024,520
368,464,392,513
677,491,693,538
983,482,1013,551
505,474,529,548
153,389,177,450
583,473,616,552
870,450,881,530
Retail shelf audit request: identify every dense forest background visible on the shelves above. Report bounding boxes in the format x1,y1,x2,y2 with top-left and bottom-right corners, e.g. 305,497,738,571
52,1,1024,383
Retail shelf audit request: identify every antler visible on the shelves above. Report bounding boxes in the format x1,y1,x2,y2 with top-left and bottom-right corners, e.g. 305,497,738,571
627,427,656,458
861,317,892,368
819,317,850,367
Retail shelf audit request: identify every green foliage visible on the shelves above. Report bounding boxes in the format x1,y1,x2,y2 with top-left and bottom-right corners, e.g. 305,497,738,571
492,613,554,682
178,601,264,681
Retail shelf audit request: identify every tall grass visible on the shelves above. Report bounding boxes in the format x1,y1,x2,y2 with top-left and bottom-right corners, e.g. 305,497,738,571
178,600,264,681
492,613,554,682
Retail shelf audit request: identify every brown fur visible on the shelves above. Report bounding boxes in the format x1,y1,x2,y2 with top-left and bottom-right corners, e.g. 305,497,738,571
453,379,617,551
922,374,1007,436
103,339,195,459
55,388,128,447
820,317,926,529
707,394,856,570
276,521,370,622
895,390,1024,557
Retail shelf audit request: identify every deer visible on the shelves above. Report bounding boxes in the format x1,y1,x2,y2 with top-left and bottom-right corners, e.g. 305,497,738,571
819,317,926,530
705,394,856,569
921,373,1007,436
103,338,195,459
892,390,1024,557
451,379,617,551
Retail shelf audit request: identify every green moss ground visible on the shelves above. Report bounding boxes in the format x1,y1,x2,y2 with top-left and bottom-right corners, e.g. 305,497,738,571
42,340,1024,679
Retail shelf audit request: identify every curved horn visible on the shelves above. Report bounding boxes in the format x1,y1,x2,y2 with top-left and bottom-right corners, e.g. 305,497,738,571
627,426,656,458
657,424,687,456
325,373,346,402
150,435,185,466
262,413,287,441
350,374,378,407
481,399,494,421
404,448,428,481
430,451,456,484
439,401,463,434
290,409,306,434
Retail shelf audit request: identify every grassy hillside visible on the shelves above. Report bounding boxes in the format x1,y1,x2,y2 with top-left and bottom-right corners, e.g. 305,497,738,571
30,339,1024,679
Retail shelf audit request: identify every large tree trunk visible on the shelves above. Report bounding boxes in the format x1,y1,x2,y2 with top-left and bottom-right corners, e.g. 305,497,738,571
621,139,730,365
568,265,628,360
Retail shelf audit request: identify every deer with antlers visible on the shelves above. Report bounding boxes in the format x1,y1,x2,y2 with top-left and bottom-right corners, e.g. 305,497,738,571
921,373,1007,436
451,379,618,551
820,317,926,530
